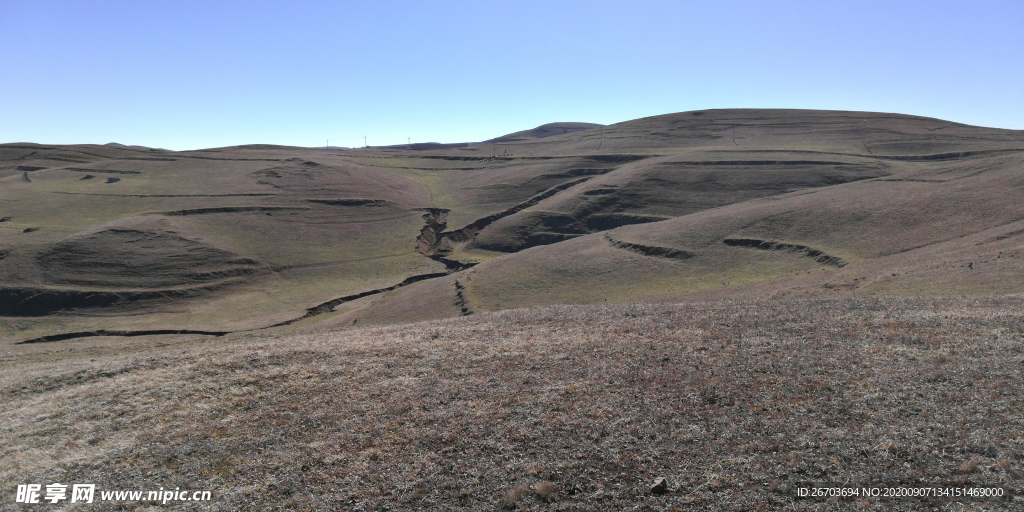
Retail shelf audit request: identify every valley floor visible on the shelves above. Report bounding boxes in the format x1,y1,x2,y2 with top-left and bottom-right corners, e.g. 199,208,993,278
2,296,1023,511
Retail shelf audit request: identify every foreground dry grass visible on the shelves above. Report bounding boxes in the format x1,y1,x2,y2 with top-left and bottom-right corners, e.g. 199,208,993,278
2,297,1023,511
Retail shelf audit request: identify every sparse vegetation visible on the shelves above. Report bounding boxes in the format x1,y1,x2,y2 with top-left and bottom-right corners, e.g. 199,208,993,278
2,296,1022,510
3,111,1024,512
4,110,1024,342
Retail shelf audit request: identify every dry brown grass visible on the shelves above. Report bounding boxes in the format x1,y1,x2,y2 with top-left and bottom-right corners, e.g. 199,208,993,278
6,110,1024,341
1,296,1023,510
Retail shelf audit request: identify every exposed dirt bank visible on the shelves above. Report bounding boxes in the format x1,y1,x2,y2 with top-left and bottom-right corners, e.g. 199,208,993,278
723,238,846,267
18,329,229,344
604,234,695,260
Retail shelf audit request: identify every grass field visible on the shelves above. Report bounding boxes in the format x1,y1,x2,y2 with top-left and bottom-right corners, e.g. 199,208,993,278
3,110,1024,510
2,297,1022,510
3,110,1024,341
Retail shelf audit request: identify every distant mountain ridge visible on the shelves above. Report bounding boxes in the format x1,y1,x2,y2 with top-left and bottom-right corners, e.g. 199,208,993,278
105,142,170,152
483,122,603,143
374,122,601,150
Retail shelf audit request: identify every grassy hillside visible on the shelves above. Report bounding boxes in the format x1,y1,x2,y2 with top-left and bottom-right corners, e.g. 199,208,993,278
4,110,1024,510
318,111,1024,327
2,109,1023,342
0,144,447,340
367,150,1024,322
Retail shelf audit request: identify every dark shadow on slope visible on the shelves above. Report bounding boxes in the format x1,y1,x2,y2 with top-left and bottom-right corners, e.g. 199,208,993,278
0,282,246,317
156,206,310,216
269,272,452,327
723,238,846,267
454,279,473,316
63,168,142,175
604,234,695,261
19,330,229,344
307,199,391,206
442,177,593,245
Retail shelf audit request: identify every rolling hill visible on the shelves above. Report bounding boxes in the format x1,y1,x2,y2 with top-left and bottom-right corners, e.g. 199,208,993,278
482,122,604,143
4,109,1024,511
2,109,1023,342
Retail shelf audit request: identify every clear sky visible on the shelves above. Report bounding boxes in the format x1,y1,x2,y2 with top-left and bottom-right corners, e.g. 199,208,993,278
2,0,1022,150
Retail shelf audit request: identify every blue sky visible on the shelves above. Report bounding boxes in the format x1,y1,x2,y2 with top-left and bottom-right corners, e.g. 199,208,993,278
2,0,1021,150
